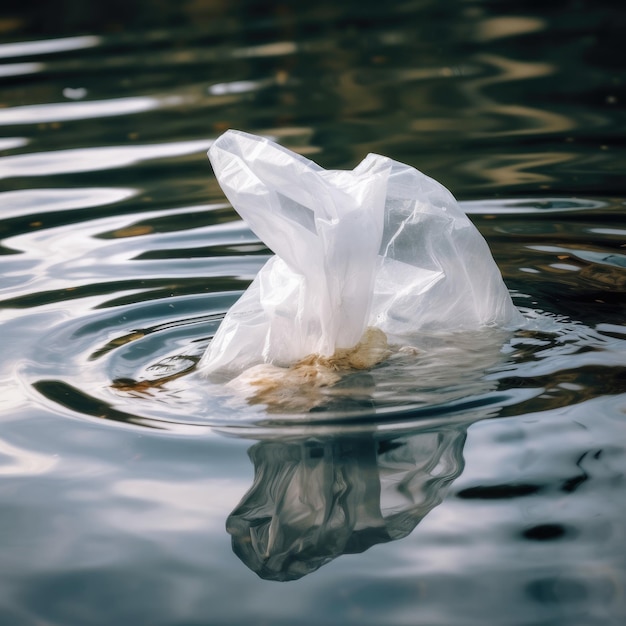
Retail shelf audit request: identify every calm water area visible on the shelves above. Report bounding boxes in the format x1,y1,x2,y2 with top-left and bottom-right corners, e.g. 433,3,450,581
0,0,625,624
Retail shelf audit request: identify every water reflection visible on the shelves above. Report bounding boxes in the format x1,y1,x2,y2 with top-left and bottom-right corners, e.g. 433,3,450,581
0,34,100,59
0,0,624,623
0,138,213,178
0,96,176,126
227,426,467,581
0,437,57,475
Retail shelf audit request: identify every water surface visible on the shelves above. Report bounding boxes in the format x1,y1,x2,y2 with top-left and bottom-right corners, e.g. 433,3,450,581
0,1,625,624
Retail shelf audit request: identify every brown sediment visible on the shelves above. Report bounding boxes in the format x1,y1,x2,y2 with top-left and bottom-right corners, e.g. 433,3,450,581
227,327,393,410
292,327,391,371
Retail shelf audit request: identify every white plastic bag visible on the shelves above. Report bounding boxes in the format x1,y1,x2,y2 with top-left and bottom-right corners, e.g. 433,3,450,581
199,130,523,377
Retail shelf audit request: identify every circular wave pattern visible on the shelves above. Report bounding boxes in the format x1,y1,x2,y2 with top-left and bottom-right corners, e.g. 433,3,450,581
9,197,624,434
2,3,624,435
1,6,626,625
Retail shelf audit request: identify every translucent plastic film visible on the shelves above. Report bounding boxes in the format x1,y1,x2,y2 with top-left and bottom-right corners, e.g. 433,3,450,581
199,130,523,376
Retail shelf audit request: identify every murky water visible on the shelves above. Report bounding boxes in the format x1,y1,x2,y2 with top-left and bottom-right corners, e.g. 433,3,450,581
1,1,625,624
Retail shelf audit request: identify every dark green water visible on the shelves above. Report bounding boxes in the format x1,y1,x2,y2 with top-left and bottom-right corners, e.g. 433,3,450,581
1,1,625,624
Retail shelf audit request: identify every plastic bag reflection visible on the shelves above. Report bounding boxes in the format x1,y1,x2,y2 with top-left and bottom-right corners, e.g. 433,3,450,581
227,427,466,581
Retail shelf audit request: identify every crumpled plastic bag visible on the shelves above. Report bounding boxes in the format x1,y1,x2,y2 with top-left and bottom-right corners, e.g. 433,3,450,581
199,130,523,377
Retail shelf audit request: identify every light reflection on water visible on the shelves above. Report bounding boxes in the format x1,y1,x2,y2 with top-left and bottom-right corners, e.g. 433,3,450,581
0,0,625,624
0,96,181,126
0,138,215,178
0,34,101,59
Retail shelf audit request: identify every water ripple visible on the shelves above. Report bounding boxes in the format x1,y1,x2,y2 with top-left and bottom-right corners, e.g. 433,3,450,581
0,139,213,178
0,35,100,59
0,2,625,623
0,187,137,219
0,96,182,126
